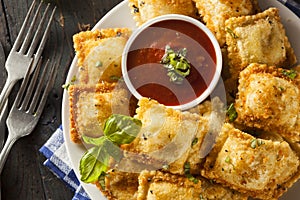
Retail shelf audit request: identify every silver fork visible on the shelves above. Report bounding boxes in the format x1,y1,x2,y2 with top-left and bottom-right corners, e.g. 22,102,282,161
0,0,56,114
0,58,58,173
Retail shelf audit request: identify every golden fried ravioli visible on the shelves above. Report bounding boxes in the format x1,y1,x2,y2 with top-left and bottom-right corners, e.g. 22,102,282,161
226,8,297,80
128,0,199,26
73,28,131,84
193,0,260,46
122,98,210,175
99,169,139,200
68,82,131,143
137,170,202,200
235,63,300,143
137,170,248,200
202,123,300,199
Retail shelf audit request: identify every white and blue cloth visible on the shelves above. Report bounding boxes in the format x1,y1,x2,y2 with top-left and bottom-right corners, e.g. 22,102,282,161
39,125,90,200
39,1,300,199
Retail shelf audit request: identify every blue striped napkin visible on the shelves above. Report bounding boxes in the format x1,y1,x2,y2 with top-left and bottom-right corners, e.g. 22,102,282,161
39,125,91,200
39,1,299,200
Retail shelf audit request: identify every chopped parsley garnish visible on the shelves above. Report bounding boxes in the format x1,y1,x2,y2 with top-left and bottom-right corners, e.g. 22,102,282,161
278,86,285,91
225,27,238,39
225,155,236,170
161,45,191,84
250,139,265,149
282,69,297,80
225,156,231,164
110,75,122,81
184,162,199,184
191,137,198,147
62,75,77,90
227,103,238,122
186,174,199,184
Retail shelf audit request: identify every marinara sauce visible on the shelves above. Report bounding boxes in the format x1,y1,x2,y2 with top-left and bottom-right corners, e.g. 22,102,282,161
126,19,216,106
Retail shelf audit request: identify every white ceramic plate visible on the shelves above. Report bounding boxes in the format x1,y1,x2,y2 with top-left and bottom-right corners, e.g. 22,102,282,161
62,0,300,199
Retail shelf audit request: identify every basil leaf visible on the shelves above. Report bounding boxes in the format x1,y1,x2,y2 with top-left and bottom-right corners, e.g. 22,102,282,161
81,135,106,146
79,145,109,183
79,114,143,183
103,139,123,162
103,114,142,145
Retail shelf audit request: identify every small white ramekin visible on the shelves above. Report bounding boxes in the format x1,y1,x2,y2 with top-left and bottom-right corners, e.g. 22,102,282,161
122,14,222,110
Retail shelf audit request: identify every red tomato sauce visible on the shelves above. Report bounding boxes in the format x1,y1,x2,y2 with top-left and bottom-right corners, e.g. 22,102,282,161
126,19,216,106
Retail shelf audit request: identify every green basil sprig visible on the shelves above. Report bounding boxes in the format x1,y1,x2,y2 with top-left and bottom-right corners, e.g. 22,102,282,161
80,143,110,183
104,114,142,145
79,114,142,183
161,45,191,84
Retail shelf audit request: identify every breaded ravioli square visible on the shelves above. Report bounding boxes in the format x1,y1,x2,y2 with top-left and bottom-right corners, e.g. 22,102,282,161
137,170,248,200
226,8,297,79
73,28,131,66
193,0,260,46
73,28,131,84
128,0,198,26
235,63,300,143
68,82,130,143
99,169,139,200
202,123,300,200
122,98,210,175
137,170,202,200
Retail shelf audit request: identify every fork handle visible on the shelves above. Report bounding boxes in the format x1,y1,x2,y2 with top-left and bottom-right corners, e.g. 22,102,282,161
0,133,19,174
0,76,18,113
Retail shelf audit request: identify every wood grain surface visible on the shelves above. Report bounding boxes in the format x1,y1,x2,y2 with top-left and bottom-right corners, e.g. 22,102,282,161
0,0,122,199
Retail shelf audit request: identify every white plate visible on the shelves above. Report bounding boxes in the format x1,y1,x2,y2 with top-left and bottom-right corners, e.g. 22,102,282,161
62,0,300,199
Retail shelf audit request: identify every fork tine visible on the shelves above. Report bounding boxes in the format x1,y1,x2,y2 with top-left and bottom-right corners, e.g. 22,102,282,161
14,58,35,108
33,61,58,115
29,5,56,59
19,1,43,54
28,59,50,113
12,0,37,51
19,57,43,111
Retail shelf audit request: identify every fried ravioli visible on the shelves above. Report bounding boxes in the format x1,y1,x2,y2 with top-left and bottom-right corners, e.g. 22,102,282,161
99,169,139,200
122,98,210,175
137,170,202,200
137,170,248,200
69,82,131,143
202,123,300,199
73,28,131,84
235,63,300,143
70,2,300,198
226,8,297,80
128,0,199,26
193,0,260,46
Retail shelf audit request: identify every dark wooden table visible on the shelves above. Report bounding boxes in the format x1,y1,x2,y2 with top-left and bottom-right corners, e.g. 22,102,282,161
0,0,122,199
